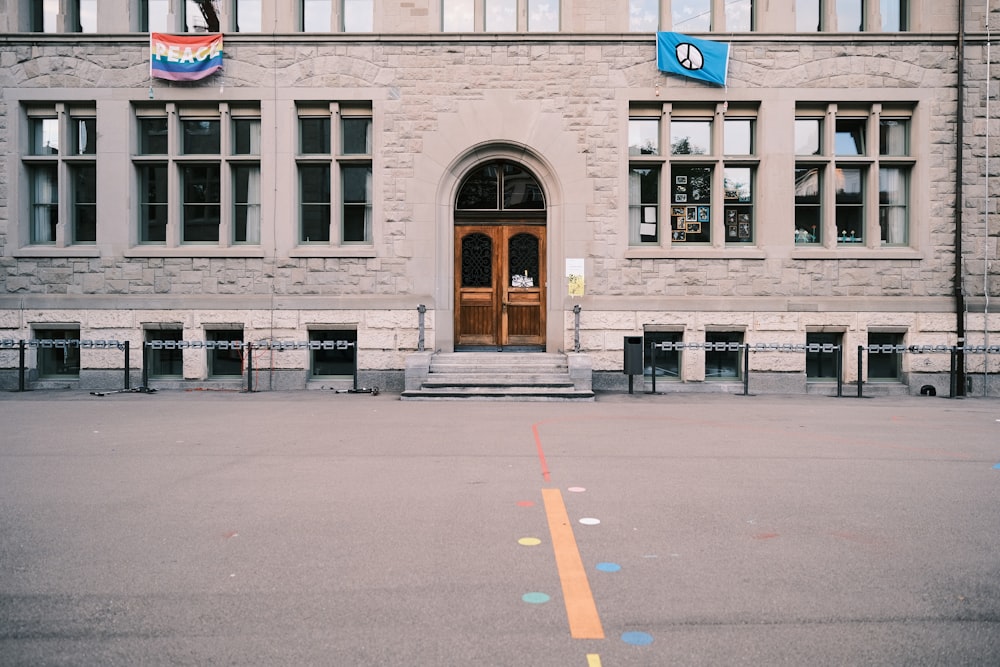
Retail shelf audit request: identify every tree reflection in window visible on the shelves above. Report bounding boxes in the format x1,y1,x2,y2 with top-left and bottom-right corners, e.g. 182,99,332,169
457,161,545,210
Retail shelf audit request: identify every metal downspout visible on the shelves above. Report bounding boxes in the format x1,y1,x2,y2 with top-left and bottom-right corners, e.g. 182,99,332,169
955,0,968,396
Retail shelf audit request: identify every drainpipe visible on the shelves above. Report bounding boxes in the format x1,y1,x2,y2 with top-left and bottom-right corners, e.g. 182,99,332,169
955,0,967,396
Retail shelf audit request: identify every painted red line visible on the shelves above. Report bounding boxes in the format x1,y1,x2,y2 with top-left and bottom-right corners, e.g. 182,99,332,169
532,421,552,482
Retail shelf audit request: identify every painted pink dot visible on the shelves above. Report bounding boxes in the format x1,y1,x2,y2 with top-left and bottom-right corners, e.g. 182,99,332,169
517,500,535,507
568,487,586,493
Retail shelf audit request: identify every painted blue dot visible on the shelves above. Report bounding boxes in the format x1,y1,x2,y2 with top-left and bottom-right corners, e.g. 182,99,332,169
595,562,621,572
993,463,1000,470
522,592,551,604
622,631,654,646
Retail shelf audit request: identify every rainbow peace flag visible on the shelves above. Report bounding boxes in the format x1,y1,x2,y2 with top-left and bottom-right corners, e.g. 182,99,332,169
150,33,224,82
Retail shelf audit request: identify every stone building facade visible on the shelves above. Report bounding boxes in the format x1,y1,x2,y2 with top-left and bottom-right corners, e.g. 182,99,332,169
0,0,998,394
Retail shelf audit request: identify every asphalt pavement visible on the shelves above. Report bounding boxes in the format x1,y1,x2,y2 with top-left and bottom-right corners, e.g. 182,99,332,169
1,389,999,666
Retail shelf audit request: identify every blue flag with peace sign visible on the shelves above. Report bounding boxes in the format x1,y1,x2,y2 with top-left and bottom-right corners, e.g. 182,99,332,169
656,32,730,87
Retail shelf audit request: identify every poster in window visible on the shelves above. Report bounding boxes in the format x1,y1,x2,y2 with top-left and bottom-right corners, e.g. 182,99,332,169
673,216,686,230
686,222,701,233
672,230,686,241
738,214,751,239
698,206,710,222
675,193,687,203
686,207,698,222
672,207,685,217
675,175,688,185
727,224,738,238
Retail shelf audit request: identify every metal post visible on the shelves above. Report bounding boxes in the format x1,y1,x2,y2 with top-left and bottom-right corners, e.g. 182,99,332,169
142,341,150,391
742,344,750,396
836,346,843,397
245,341,254,393
417,304,426,352
124,340,131,390
18,340,26,392
573,305,582,353
949,346,958,398
857,345,864,398
650,341,657,394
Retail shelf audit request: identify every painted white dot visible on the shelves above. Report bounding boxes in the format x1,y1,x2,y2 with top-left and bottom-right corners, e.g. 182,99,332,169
568,486,586,493
579,517,601,526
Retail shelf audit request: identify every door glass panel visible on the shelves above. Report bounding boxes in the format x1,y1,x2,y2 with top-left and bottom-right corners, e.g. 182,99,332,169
508,233,539,286
461,233,493,287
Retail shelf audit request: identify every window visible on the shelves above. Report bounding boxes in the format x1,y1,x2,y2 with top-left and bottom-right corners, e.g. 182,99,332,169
796,0,821,31
134,104,261,248
297,104,373,246
794,104,913,248
310,330,358,377
34,328,80,378
343,0,373,31
30,0,95,32
486,0,517,30
725,0,753,31
629,0,659,32
867,332,903,380
443,0,475,31
837,0,864,30
145,328,184,377
629,103,757,248
234,0,262,32
206,329,244,378
644,330,681,380
302,0,333,30
673,0,711,31
806,332,841,380
186,0,220,32
23,105,98,246
527,0,559,31
880,0,907,31
141,0,171,32
705,331,743,379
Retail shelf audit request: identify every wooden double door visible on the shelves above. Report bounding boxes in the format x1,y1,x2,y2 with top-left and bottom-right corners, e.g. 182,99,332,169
455,224,546,349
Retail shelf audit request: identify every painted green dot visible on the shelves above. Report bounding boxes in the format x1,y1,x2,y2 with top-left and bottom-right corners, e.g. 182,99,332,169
522,592,551,604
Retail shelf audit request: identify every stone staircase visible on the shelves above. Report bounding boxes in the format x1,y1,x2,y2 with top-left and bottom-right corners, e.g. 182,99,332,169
401,351,594,401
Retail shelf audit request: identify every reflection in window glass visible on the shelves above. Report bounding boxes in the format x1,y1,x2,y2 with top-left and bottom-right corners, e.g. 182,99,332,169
139,165,168,243
31,0,59,32
311,330,357,377
181,165,221,242
796,0,820,31
837,0,863,31
299,117,331,154
670,120,711,155
705,332,743,379
629,0,659,32
457,164,499,209
235,0,262,32
206,330,244,378
31,118,60,155
867,332,902,380
795,119,821,155
879,167,907,245
835,118,866,155
72,117,97,155
723,167,753,244
724,119,752,155
343,0,373,31
30,165,59,244
233,118,261,155
879,119,908,156
35,329,80,377
725,0,752,31
342,165,372,243
486,0,517,31
672,0,711,31
342,117,372,155
629,118,660,156
835,167,864,243
644,331,681,380
443,0,475,31
72,164,97,243
143,0,170,32
502,163,544,209
806,332,840,380
302,0,332,30
528,0,559,31
794,167,821,244
186,0,220,32
146,329,183,377
139,118,168,155
881,0,906,30
629,167,660,244
299,165,331,242
78,0,98,32
233,165,261,244
181,119,221,154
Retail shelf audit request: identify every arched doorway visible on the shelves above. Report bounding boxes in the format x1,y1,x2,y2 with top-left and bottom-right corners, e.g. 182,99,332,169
454,160,546,349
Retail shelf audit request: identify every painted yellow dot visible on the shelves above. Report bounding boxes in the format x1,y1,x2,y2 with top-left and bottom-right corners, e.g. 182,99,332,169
518,537,542,546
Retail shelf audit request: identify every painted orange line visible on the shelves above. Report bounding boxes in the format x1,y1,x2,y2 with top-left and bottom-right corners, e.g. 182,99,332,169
532,422,552,482
542,488,605,639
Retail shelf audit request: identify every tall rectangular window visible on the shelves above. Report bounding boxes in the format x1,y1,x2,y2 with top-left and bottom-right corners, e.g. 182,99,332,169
141,0,171,32
644,330,681,380
30,0,59,32
806,332,841,380
673,0,711,31
629,0,659,32
880,0,907,31
527,0,559,31
835,166,865,243
796,0,821,31
139,164,168,243
629,167,660,245
443,0,475,31
206,329,244,378
23,106,98,248
343,0,373,31
234,0,262,32
725,0,753,31
302,0,333,30
867,332,903,380
186,0,220,32
836,0,864,31
486,0,517,31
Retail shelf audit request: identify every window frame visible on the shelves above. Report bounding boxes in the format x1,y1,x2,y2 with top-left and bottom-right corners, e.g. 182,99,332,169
22,104,98,249
132,103,262,251
793,103,914,251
